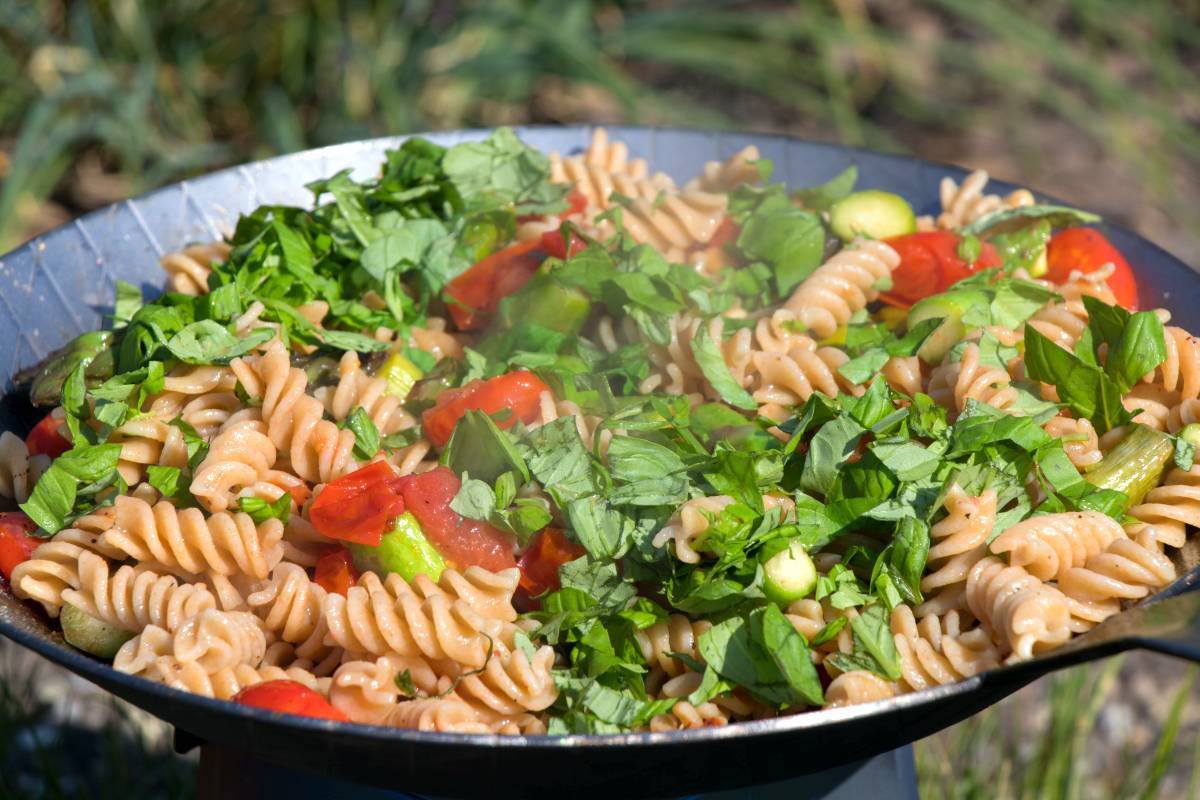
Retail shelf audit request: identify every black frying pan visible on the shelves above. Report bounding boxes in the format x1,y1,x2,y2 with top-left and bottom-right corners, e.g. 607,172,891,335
0,127,1197,800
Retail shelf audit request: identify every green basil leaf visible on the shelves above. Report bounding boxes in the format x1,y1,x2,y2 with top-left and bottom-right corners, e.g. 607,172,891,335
691,323,757,410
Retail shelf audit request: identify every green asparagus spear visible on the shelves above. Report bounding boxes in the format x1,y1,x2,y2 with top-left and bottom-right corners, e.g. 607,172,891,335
1084,424,1174,508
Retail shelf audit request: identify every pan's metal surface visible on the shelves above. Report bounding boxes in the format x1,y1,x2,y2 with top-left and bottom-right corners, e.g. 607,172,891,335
0,127,1198,800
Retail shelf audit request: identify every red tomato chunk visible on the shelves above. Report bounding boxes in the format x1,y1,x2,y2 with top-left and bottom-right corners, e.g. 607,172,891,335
421,370,549,448
397,467,516,573
0,512,39,580
309,461,405,546
234,680,348,721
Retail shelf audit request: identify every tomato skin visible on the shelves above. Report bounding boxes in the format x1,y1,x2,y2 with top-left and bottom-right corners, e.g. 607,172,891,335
1046,227,1138,309
25,413,70,459
518,528,585,597
708,216,740,249
444,240,547,330
539,229,586,260
234,680,348,722
0,512,39,580
881,231,1002,306
313,547,359,596
563,188,588,219
309,461,405,546
397,467,517,573
421,370,550,448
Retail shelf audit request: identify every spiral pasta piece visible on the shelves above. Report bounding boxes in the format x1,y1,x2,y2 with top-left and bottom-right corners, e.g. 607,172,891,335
160,242,231,296
1042,416,1102,469
927,344,1019,415
100,495,284,580
230,341,358,484
684,146,762,193
108,414,191,486
635,614,713,678
965,556,1072,659
917,486,997,616
824,671,897,708
430,567,520,623
989,511,1126,582
1058,536,1177,624
322,571,515,666
891,606,1001,692
190,414,278,513
169,608,267,673
777,239,900,340
451,639,558,715
0,431,49,502
141,657,329,700
313,351,415,435
1146,326,1200,401
595,189,728,259
920,171,1035,231
1124,465,1200,551
61,551,217,633
386,690,542,735
10,511,122,617
246,562,336,665
882,355,924,397
330,655,441,725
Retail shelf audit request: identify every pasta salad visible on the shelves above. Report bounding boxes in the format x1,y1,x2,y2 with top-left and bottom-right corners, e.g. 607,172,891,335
0,128,1191,734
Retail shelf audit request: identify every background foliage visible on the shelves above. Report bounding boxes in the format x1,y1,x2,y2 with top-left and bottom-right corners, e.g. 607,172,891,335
1,1,1198,797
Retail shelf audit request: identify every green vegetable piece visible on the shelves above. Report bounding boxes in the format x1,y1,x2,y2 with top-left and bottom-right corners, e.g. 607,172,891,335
906,289,989,363
443,409,530,484
61,602,134,659
1180,423,1200,449
28,331,114,407
829,190,916,242
1085,424,1173,509
496,274,590,335
404,358,462,414
348,512,445,583
761,539,818,606
378,352,424,400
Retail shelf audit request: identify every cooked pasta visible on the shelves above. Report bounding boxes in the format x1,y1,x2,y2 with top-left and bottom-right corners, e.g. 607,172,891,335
100,495,284,580
322,571,515,666
918,170,1035,231
159,242,231,296
61,552,216,633
4,128,1193,735
966,557,1073,659
989,511,1126,582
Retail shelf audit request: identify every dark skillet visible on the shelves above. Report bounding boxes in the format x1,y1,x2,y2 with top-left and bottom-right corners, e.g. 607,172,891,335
0,127,1197,800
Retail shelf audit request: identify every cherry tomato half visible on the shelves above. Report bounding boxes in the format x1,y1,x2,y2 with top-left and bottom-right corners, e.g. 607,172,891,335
234,680,348,722
880,231,1002,307
518,527,585,597
444,240,547,331
313,547,359,596
308,461,405,546
0,512,40,580
25,413,70,459
421,370,550,448
397,467,517,573
1046,227,1138,309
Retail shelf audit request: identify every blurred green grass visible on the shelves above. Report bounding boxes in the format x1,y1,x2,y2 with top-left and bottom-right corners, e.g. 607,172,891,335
2,1,1200,796
2,1,1200,255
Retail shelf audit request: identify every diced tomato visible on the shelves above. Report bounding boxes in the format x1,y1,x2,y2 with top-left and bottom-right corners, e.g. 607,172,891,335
285,482,312,509
421,370,550,448
444,240,548,330
1046,227,1138,309
234,680,348,722
313,547,359,596
540,228,586,260
308,461,405,546
25,413,70,459
518,528,585,597
562,188,588,219
0,512,40,580
708,216,740,249
397,467,517,573
880,231,1002,307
